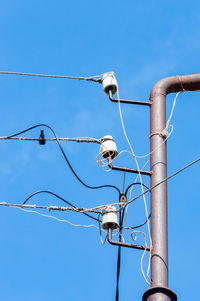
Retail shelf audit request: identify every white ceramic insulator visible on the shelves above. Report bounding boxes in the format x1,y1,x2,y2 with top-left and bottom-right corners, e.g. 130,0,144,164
102,73,118,95
102,206,118,230
101,135,118,160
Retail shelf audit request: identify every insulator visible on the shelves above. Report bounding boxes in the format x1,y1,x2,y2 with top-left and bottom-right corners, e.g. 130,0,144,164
101,135,118,160
102,206,118,230
102,73,118,95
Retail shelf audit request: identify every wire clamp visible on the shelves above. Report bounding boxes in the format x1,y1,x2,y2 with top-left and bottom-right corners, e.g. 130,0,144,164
150,129,168,139
39,130,46,145
120,193,127,206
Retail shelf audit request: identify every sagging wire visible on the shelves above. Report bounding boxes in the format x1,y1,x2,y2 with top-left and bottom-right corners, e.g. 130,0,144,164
11,206,105,231
116,89,152,285
132,91,181,159
134,125,174,159
16,157,199,215
123,160,150,229
123,182,150,229
23,190,101,222
114,87,182,285
96,149,133,172
165,92,181,131
125,181,151,284
1,124,120,195
121,91,182,236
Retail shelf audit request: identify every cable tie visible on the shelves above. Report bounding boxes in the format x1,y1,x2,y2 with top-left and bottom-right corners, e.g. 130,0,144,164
177,76,186,92
149,129,168,139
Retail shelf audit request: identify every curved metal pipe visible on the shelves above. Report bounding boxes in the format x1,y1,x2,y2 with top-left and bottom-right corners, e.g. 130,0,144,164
148,74,200,301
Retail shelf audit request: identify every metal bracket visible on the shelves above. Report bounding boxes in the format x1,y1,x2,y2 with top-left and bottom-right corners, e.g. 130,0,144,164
108,89,151,107
108,162,152,176
107,228,150,252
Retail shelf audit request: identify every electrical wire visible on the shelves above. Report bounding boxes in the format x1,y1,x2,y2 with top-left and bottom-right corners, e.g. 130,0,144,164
130,214,151,230
115,207,124,301
115,173,126,301
12,206,104,231
165,92,181,130
125,182,150,197
3,124,120,195
131,91,180,159
121,182,151,230
0,71,104,83
116,90,151,238
116,89,152,286
125,156,200,207
23,190,101,222
0,136,101,144
0,201,103,214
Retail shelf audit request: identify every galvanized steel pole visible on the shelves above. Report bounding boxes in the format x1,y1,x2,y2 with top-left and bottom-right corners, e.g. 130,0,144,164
143,74,200,301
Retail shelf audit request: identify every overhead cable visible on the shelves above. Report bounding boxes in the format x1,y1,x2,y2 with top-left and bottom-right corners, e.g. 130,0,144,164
0,201,102,214
0,71,103,83
3,124,120,194
126,157,200,207
0,136,101,144
23,190,101,222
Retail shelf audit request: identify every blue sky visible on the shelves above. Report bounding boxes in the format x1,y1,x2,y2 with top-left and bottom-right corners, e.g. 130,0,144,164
0,1,200,300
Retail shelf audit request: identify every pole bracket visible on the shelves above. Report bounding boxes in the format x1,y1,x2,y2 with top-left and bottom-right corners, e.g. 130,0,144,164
108,89,151,106
108,162,151,176
107,228,150,252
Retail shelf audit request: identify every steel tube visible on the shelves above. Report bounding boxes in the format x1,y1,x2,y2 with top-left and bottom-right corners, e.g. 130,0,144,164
147,74,200,301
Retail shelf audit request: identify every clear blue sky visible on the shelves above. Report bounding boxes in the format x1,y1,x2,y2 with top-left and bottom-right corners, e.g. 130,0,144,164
0,1,199,300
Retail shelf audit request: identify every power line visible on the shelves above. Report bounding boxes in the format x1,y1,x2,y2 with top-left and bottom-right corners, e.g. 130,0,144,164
23,190,101,222
3,124,121,195
0,136,102,144
126,157,200,207
0,71,103,83
0,201,102,213
12,206,104,231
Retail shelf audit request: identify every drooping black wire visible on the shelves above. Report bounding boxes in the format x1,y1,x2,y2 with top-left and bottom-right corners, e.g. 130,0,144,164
130,214,151,230
124,182,150,230
4,124,120,195
23,190,101,222
124,182,150,197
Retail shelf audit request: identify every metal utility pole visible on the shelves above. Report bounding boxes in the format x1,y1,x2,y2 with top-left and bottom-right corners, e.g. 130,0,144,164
143,74,200,301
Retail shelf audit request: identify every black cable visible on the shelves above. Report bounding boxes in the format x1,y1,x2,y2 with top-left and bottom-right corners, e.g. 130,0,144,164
124,182,150,197
115,182,150,301
130,214,151,229
4,124,120,195
124,182,150,230
115,244,121,301
23,190,101,222
115,194,125,301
